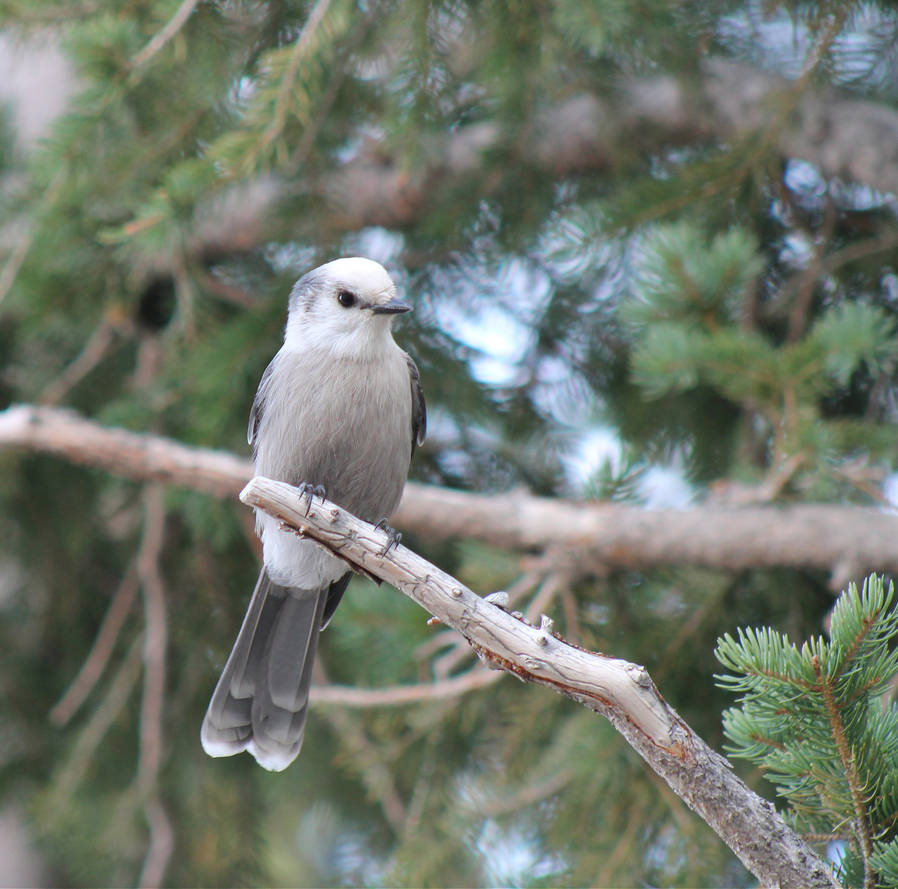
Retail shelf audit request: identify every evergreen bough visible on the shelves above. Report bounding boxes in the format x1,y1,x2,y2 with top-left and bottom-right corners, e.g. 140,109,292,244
715,574,898,889
625,223,898,478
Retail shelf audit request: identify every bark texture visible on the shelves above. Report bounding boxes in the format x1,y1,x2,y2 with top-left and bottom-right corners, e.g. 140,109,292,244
1,404,895,588
240,475,842,889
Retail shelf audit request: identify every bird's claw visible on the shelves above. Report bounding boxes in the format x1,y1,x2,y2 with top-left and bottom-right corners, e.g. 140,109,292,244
297,482,326,516
375,518,402,555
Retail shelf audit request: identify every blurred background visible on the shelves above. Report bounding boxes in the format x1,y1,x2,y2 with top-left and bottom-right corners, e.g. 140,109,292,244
1,0,897,885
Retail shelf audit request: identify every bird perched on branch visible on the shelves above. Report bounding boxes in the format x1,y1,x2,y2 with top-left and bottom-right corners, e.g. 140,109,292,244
201,257,426,771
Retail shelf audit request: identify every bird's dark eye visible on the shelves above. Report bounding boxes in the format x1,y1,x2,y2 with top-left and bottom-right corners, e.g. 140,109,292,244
337,289,357,308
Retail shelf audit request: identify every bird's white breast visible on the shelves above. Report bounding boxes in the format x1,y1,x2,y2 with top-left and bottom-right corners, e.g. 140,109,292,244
253,341,412,589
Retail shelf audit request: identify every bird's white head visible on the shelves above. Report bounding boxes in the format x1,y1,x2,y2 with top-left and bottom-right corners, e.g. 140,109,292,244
284,257,410,358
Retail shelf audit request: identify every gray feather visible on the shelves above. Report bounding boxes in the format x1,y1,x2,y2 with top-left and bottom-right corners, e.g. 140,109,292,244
405,351,427,452
201,569,345,771
203,257,425,772
252,344,415,522
248,360,274,448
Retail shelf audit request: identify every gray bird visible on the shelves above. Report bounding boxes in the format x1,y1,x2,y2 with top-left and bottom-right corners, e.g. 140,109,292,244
201,257,426,771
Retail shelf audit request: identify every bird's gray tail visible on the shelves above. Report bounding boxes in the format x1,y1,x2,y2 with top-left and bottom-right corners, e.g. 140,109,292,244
201,569,333,772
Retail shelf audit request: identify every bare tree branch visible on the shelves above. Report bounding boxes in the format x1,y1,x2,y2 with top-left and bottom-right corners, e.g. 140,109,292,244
135,485,173,889
137,799,174,889
49,561,139,726
136,486,168,794
239,475,841,889
47,635,145,812
394,484,898,590
0,404,250,498
423,567,549,679
2,404,897,588
310,666,500,707
474,768,576,818
39,315,129,406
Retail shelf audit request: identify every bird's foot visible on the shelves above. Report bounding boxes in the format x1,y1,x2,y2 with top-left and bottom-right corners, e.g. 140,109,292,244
296,482,326,516
374,518,402,555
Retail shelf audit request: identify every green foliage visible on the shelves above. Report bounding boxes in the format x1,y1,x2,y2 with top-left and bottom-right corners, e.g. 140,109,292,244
625,223,764,328
809,302,898,386
551,0,636,56
625,222,898,478
209,0,358,175
716,575,898,888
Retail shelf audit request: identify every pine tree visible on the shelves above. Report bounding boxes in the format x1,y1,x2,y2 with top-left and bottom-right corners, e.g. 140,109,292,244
716,574,898,889
0,0,897,886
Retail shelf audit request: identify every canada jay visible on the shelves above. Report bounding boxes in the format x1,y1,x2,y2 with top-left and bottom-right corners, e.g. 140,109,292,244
201,257,426,771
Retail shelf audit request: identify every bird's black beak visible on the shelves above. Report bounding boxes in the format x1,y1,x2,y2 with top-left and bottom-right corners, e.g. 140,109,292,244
370,298,412,315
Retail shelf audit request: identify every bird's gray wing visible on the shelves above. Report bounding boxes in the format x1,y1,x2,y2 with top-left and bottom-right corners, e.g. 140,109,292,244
405,352,426,453
247,359,276,449
320,571,352,629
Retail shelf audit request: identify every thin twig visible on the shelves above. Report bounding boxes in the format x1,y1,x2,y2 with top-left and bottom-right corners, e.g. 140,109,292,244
262,0,334,155
814,655,874,888
786,197,836,344
822,228,898,276
325,707,406,831
401,734,440,841
48,635,144,810
775,227,898,316
287,5,375,169
136,485,167,793
523,571,567,624
171,243,197,338
560,585,583,644
196,269,258,308
654,579,730,680
135,484,173,889
137,798,174,889
49,562,140,726
0,170,66,307
315,662,407,833
39,317,125,406
0,223,34,308
475,769,575,818
594,804,642,887
131,0,200,69
310,666,499,707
